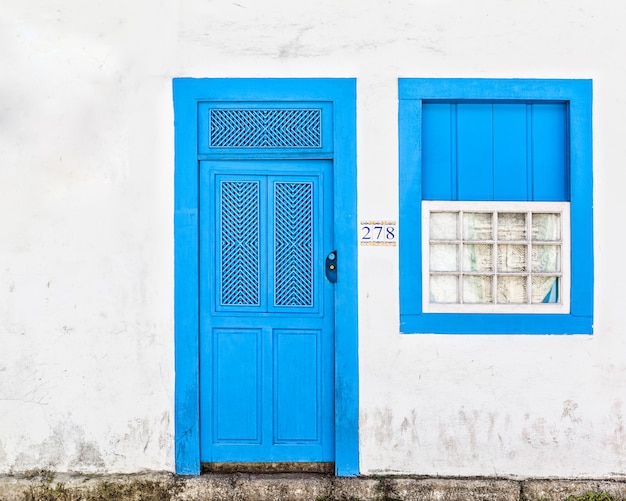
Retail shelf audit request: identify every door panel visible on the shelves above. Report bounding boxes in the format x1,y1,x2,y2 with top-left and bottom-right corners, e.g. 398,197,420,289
218,180,262,309
199,160,334,463
274,329,320,442
271,180,314,310
213,328,261,443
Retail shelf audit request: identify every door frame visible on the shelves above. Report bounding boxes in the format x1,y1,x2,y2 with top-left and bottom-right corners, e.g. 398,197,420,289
173,78,359,476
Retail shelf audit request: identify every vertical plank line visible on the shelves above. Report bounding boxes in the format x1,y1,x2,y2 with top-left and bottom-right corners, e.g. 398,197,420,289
526,104,534,201
565,103,572,201
450,103,458,200
491,103,495,200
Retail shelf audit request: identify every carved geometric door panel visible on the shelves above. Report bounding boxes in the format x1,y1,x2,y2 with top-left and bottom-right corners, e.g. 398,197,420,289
199,160,335,462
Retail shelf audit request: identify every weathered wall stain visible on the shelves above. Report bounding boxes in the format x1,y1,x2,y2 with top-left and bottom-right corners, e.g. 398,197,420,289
399,409,420,446
360,398,626,476
604,401,626,464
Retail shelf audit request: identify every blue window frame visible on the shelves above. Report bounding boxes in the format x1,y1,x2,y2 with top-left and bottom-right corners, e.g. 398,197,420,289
399,78,593,334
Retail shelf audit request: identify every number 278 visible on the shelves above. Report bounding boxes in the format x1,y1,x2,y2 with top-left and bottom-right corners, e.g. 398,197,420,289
361,224,396,241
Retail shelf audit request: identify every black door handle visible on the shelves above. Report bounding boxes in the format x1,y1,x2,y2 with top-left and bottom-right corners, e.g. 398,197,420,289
325,251,337,283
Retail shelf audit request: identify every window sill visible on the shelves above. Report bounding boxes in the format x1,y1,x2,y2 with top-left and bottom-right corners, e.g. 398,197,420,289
400,312,593,335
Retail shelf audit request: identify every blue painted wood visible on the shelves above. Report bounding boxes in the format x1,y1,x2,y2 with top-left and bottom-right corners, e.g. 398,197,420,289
412,312,592,335
217,179,262,309
398,98,423,319
531,103,568,201
422,103,454,200
400,78,589,101
269,176,318,312
174,78,358,475
197,102,334,157
200,161,334,463
423,101,568,202
330,89,359,476
493,104,528,200
568,93,594,319
457,103,494,200
213,329,261,442
399,78,593,335
274,330,320,442
173,80,201,475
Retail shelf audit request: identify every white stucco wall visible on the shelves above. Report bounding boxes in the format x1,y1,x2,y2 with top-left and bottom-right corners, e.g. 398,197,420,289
1,0,625,477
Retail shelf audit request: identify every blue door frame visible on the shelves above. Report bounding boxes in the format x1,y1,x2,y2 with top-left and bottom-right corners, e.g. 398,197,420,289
173,78,359,475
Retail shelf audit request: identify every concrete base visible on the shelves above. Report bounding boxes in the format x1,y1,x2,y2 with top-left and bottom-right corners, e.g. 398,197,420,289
1,472,626,501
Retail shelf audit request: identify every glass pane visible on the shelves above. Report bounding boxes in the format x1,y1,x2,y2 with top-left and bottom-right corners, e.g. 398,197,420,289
532,276,559,303
531,245,560,272
497,213,526,240
430,212,458,240
497,276,528,304
463,212,492,240
430,275,459,303
497,244,527,272
462,244,493,272
430,244,459,271
462,275,493,303
532,213,561,241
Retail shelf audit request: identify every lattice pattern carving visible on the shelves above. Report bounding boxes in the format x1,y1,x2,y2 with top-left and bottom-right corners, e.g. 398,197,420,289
274,182,314,307
210,109,321,148
220,181,260,306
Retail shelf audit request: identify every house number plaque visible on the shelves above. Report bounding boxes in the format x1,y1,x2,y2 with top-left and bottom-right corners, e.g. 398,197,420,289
360,221,397,246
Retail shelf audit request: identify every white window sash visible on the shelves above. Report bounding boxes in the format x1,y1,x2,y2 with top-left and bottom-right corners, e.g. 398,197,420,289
422,201,571,314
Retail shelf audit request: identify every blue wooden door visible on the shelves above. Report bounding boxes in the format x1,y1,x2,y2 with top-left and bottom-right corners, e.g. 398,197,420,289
199,159,335,463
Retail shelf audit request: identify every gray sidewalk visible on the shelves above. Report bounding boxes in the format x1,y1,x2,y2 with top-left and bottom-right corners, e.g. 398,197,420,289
2,471,626,501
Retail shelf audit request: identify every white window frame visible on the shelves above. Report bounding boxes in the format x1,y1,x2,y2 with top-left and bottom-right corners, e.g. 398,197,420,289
422,201,570,314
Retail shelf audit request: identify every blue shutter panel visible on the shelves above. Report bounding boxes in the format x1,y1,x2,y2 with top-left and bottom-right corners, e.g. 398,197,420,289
456,103,494,200
531,103,569,201
422,103,454,199
422,101,568,202
493,103,529,200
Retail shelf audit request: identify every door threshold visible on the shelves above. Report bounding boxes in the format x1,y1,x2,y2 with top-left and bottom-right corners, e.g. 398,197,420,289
201,462,334,474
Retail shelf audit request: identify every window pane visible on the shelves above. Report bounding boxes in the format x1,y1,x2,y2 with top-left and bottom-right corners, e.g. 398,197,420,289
430,212,458,240
532,245,560,272
532,276,559,303
463,212,492,240
422,200,570,314
430,275,459,303
430,244,459,271
497,213,526,240
497,276,527,303
532,213,561,241
463,275,493,303
497,244,527,272
462,244,493,272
